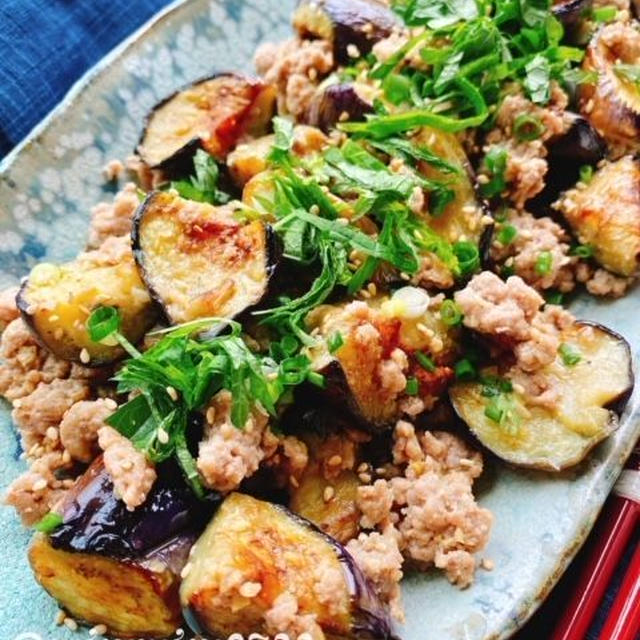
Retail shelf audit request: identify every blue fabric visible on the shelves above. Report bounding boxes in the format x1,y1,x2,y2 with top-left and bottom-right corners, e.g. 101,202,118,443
0,0,172,158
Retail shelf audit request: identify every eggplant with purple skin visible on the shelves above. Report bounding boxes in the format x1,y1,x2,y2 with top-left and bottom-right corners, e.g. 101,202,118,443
16,240,157,365
528,113,606,208
138,73,277,176
293,0,401,64
554,154,640,276
450,322,634,471
132,190,282,324
306,82,375,132
304,291,459,430
552,0,592,28
580,23,640,155
29,457,220,638
180,492,395,639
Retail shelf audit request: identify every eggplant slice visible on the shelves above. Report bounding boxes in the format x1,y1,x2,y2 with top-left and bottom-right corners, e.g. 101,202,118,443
580,23,640,154
30,534,187,639
132,191,281,324
305,294,460,430
227,125,329,188
306,82,375,132
28,458,218,638
293,0,400,64
554,155,640,277
180,492,395,639
138,73,277,174
17,241,156,365
450,322,634,471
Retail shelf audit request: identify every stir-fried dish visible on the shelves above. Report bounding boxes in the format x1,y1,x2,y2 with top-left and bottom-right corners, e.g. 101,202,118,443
1,0,638,637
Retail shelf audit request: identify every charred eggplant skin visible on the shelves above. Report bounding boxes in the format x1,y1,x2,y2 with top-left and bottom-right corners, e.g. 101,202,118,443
293,0,400,64
552,0,592,27
131,190,282,325
306,83,374,132
529,114,606,208
50,456,219,558
180,492,395,639
138,73,277,176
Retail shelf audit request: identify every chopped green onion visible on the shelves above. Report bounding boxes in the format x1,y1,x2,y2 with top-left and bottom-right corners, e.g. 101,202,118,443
513,114,545,141
454,358,476,380
484,398,505,423
415,351,437,372
86,305,121,343
545,290,564,305
559,343,582,366
592,5,617,21
280,334,299,357
307,371,327,388
497,224,518,245
34,512,63,534
453,241,480,277
579,165,594,184
328,331,345,353
570,243,594,258
405,377,419,395
440,299,463,326
535,251,553,275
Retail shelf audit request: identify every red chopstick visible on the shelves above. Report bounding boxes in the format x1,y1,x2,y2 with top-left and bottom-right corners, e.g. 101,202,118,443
599,540,640,640
550,452,640,640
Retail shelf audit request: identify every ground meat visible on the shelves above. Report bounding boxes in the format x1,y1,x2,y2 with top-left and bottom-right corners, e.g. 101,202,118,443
455,272,572,372
585,268,633,297
0,318,72,401
12,378,90,455
98,426,156,510
79,233,133,265
0,286,19,330
411,253,456,290
264,591,325,640
372,31,410,63
59,398,117,463
358,479,395,529
455,272,544,341
491,210,578,292
313,564,347,617
482,86,569,209
394,467,492,588
351,422,491,607
4,451,73,525
87,182,140,248
254,37,334,118
346,528,405,622
197,391,270,492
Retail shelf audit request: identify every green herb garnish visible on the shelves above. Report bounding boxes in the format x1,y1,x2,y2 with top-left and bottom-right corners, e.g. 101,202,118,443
579,165,594,184
559,342,582,366
328,331,345,353
170,150,230,205
570,243,594,258
440,299,463,325
405,377,420,395
415,351,437,372
535,250,553,275
497,224,518,245
454,358,477,380
513,114,545,141
34,512,63,534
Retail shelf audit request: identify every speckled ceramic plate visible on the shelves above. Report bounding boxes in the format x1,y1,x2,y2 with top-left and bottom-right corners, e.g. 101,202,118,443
0,1,638,639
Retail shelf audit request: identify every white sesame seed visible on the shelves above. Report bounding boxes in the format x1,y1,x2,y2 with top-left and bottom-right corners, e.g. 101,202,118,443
339,110,350,122
157,428,169,444
54,609,66,626
239,581,262,598
367,282,377,296
32,478,48,492
400,272,411,281
62,449,72,465
79,348,91,364
105,398,118,410
46,426,59,441
357,462,369,474
359,472,372,483
346,43,361,58
289,474,300,488
166,386,178,401
326,455,343,468
206,407,216,424
323,485,335,502
310,204,320,215
63,617,78,631
481,558,495,571
180,562,193,579
89,624,108,637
